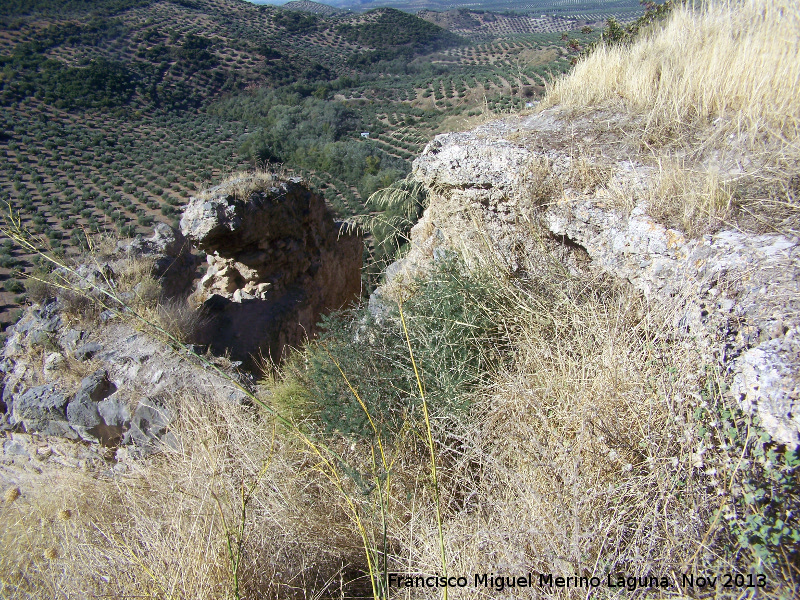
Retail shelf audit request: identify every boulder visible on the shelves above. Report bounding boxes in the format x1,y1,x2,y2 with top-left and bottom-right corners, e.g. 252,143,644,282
180,175,362,365
122,399,172,447
66,370,118,441
9,384,75,438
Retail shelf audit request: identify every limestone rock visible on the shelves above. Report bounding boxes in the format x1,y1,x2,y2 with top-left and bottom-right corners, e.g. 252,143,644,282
97,395,131,428
0,297,253,448
12,300,62,348
59,328,84,350
74,342,103,361
9,384,74,438
77,370,116,403
66,394,102,431
66,370,118,441
381,109,800,447
122,399,172,447
733,328,800,447
43,353,64,380
180,175,362,364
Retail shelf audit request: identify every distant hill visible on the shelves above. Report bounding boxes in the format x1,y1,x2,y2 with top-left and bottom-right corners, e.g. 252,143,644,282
328,0,644,21
418,8,602,41
337,7,465,64
282,0,346,17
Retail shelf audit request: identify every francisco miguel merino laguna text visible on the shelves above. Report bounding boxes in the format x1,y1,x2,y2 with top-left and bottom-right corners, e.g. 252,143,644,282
388,573,672,592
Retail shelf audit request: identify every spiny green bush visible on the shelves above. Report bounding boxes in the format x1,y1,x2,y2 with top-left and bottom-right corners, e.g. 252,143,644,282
734,439,800,565
296,255,514,441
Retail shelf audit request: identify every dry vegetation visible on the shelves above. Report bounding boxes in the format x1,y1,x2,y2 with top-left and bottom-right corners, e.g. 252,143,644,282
0,395,368,598
4,241,795,598
545,0,800,236
2,1,798,598
193,169,287,202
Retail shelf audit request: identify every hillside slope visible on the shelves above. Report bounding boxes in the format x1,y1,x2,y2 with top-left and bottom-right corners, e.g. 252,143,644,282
0,0,584,326
1,0,797,598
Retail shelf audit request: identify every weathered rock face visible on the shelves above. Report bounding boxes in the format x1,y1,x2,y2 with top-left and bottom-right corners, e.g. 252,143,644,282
180,175,362,365
115,223,198,299
0,222,248,453
378,110,800,447
1,298,252,454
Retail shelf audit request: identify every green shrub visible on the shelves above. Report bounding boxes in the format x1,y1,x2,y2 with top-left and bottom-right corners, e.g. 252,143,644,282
584,0,676,57
298,255,513,441
354,175,428,287
692,369,800,568
732,440,800,565
3,278,24,293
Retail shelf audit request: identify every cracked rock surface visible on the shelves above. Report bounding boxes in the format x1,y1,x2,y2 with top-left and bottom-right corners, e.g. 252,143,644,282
180,176,362,364
378,109,800,447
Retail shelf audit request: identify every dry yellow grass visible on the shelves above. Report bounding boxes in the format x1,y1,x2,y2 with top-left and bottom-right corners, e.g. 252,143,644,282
546,0,799,145
645,157,737,235
0,393,370,599
544,0,800,235
390,274,715,597
193,167,290,202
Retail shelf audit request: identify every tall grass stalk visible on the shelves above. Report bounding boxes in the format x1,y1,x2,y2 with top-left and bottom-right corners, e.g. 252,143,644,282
325,325,449,599
212,422,278,600
324,347,392,599
399,302,447,600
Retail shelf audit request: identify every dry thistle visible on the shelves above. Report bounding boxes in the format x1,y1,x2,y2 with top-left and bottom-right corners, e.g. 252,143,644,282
44,547,59,560
58,509,72,521
4,487,21,502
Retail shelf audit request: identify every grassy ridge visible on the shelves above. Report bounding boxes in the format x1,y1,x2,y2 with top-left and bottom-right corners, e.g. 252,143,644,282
546,0,800,236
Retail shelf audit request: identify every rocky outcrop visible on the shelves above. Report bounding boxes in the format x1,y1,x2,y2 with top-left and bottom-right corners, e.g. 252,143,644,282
1,298,252,454
180,175,362,365
115,223,198,299
1,175,361,450
378,109,800,447
0,223,244,452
